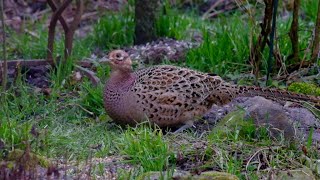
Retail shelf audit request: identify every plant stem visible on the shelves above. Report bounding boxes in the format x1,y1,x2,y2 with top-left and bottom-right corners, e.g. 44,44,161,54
266,0,279,85
250,0,273,82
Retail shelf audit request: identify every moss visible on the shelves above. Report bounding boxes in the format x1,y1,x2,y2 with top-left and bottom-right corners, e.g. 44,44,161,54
288,82,320,96
211,110,248,136
6,149,50,168
197,171,239,180
210,108,281,142
138,171,239,180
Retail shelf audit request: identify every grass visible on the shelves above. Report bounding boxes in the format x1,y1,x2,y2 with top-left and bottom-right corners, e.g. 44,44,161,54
6,23,92,60
186,15,252,76
93,12,135,50
1,82,319,178
1,1,320,179
116,124,174,171
156,1,204,40
301,0,319,22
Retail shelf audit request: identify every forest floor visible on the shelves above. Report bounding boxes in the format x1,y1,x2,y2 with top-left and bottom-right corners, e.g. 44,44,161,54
0,0,320,179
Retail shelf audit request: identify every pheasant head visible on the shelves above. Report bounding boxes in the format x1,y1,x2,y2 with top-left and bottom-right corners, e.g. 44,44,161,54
106,50,132,72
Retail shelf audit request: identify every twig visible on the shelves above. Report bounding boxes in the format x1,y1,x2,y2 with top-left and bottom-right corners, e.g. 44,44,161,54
245,146,282,172
24,29,40,39
54,103,94,115
66,11,97,23
0,0,7,90
300,29,314,65
64,0,84,61
47,0,72,62
47,0,69,31
47,0,83,62
201,0,225,19
74,65,100,86
250,0,273,82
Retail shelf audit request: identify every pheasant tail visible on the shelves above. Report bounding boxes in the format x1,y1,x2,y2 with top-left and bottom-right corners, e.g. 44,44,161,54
217,83,320,107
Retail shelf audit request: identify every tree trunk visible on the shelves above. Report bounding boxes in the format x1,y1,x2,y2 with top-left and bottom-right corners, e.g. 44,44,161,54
134,0,160,45
1,0,7,90
289,0,300,64
311,0,320,63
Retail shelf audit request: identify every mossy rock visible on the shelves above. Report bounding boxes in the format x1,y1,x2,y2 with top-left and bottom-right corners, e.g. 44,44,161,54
138,171,179,180
213,109,247,127
195,171,239,180
211,109,255,138
6,149,50,168
257,167,316,180
211,104,297,141
288,82,320,96
138,170,238,180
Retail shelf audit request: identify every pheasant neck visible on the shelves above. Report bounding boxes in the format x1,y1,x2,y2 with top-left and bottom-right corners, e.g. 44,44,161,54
108,69,135,89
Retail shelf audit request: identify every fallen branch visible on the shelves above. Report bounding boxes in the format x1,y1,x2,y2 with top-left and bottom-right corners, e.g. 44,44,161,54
1,59,94,69
75,65,100,86
5,59,53,68
66,11,98,23
0,59,99,86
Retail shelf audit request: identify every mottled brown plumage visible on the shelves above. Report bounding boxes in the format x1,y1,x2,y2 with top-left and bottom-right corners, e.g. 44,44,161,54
103,50,320,128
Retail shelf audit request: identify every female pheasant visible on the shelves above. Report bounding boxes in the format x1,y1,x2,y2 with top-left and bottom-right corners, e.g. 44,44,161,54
103,50,320,128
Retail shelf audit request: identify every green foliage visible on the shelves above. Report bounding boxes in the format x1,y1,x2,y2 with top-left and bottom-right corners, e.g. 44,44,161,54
2,1,320,178
200,110,305,178
7,149,50,168
156,2,203,39
301,0,319,22
186,16,250,75
93,13,134,50
0,89,47,157
288,82,320,96
0,84,116,160
276,18,315,64
0,119,32,153
42,119,116,159
117,167,145,180
79,81,104,115
116,125,174,172
50,57,75,89
79,64,110,115
154,1,317,74
209,110,273,144
8,27,54,59
6,23,91,60
0,86,45,122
